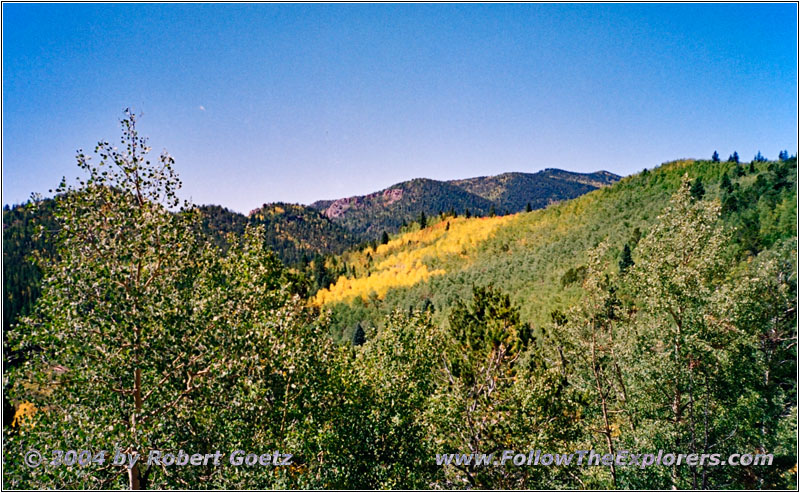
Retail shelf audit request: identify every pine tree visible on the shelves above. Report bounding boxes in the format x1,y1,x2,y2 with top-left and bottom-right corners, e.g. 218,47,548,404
525,202,532,213
712,150,720,162
619,243,634,272
352,322,366,346
380,231,389,245
690,177,705,200
728,151,740,163
418,211,427,229
720,173,732,193
465,209,471,219
489,204,496,217
313,255,331,291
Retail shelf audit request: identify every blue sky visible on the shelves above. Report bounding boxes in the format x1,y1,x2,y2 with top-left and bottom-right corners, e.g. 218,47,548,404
3,3,797,213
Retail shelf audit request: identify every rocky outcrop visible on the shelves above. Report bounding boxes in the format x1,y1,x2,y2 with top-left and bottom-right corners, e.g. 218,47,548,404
323,188,403,219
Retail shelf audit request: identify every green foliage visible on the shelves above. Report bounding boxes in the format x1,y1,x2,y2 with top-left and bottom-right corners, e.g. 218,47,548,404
720,172,732,193
618,243,633,272
451,169,618,214
561,265,588,287
321,310,444,488
351,322,366,346
448,285,532,363
310,171,620,238
690,177,705,200
3,113,795,491
2,199,57,335
4,112,336,489
247,202,358,267
429,286,578,488
320,158,797,489
328,157,796,335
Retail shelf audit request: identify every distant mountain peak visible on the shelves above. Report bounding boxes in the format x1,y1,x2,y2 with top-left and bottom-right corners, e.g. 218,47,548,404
308,168,621,237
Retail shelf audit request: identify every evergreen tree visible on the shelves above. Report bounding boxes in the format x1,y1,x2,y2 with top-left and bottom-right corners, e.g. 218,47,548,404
728,151,740,163
754,150,767,163
418,211,427,229
690,177,705,200
720,173,732,193
465,208,471,219
778,149,789,161
618,243,634,272
489,204,496,217
380,230,389,245
748,161,756,173
352,322,366,346
711,150,720,162
313,255,332,291
429,285,568,488
525,202,532,212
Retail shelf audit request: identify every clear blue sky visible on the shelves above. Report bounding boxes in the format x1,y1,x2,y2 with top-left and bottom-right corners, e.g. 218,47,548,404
3,3,797,213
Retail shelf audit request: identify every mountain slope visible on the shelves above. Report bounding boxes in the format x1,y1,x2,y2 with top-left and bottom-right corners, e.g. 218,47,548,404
449,169,619,212
315,158,796,338
246,203,358,264
2,201,357,335
311,178,496,238
198,203,358,265
311,169,620,238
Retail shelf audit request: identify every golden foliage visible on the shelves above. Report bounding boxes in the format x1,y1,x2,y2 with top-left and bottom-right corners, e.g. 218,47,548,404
12,401,36,429
314,215,515,305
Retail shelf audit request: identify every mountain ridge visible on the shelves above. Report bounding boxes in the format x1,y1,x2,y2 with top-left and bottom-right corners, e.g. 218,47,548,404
309,168,621,237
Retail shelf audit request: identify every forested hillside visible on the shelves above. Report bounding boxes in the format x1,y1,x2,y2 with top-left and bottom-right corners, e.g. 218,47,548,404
2,201,356,335
450,169,619,213
311,169,620,238
198,203,358,264
310,178,495,237
318,157,796,340
2,200,57,335
3,113,795,489
3,169,615,334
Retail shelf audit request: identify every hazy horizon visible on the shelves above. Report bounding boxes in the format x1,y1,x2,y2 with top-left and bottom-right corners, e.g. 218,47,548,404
3,3,797,214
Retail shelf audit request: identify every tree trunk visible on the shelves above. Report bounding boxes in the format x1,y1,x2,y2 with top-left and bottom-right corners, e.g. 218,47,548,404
130,367,143,490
